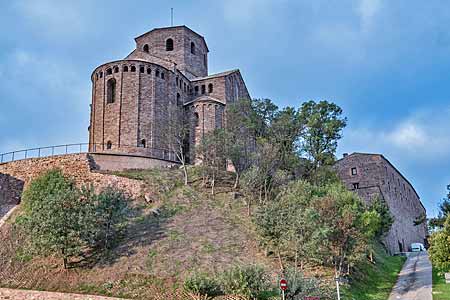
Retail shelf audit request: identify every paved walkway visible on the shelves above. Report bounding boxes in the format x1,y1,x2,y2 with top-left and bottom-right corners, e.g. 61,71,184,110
0,205,17,228
388,252,432,300
0,288,127,300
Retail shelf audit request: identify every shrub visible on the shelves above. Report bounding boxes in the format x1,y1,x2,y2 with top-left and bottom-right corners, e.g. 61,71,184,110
281,267,335,300
429,215,450,272
219,265,269,299
183,272,221,297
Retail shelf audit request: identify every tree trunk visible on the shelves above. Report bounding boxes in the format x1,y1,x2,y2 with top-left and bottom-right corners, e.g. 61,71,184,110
182,163,188,186
277,250,284,272
211,173,215,196
61,248,67,269
233,171,240,190
247,199,251,217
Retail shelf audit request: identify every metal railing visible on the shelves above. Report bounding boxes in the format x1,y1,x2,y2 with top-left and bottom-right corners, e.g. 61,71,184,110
0,143,179,164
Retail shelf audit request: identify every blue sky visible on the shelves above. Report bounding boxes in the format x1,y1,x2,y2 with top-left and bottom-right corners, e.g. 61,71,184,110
0,0,449,217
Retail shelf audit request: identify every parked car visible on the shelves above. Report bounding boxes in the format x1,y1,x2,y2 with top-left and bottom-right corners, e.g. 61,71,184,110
411,243,426,252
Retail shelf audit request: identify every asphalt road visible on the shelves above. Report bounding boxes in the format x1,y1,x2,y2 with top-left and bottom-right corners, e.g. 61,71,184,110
388,252,432,300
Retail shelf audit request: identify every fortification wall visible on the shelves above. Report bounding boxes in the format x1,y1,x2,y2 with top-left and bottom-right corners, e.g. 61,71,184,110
0,154,143,199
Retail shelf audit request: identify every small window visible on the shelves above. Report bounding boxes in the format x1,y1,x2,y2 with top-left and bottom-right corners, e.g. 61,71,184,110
194,112,199,126
106,141,112,150
201,85,206,94
106,68,112,75
99,71,103,78
176,77,179,85
140,139,146,148
184,83,187,92
113,66,119,73
143,44,149,53
140,66,145,73
166,38,174,51
190,42,195,54
156,69,160,77
353,183,359,190
106,78,116,104
130,65,136,72
161,72,165,79
351,168,357,175
177,93,181,106
208,83,213,93
147,68,151,74
123,66,128,72
203,54,207,67
194,86,199,96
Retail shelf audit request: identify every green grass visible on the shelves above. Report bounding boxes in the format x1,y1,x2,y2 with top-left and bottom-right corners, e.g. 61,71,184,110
344,244,406,300
433,268,450,300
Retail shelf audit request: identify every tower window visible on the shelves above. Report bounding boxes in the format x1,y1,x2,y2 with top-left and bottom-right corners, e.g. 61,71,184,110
177,93,181,106
353,183,359,190
351,167,357,175
140,139,146,148
106,141,112,150
194,112,199,127
156,70,160,77
194,86,199,96
201,85,206,94
106,68,112,75
147,68,151,74
166,38,174,51
191,42,195,54
203,54,207,67
130,65,136,72
161,72,165,79
106,78,116,104
143,44,149,53
208,83,213,93
140,66,145,73
113,66,119,73
99,71,103,78
123,66,128,72
176,77,179,85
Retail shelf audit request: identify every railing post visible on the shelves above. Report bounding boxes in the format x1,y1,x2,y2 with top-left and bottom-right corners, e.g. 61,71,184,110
79,144,82,153
38,148,41,158
66,145,68,154
25,150,27,159
52,147,54,156
12,152,15,161
1,154,3,163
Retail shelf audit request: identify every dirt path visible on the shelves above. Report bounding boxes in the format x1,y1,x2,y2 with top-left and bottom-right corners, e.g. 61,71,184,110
0,288,127,300
388,252,432,300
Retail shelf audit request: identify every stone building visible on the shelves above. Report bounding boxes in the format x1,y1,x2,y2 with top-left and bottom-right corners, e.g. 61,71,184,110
88,25,250,163
335,152,427,254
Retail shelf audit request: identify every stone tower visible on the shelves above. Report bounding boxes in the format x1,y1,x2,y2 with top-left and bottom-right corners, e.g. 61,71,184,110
88,25,250,163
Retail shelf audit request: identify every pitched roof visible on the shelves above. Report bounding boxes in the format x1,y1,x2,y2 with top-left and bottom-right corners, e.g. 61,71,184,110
134,25,209,52
336,152,425,211
183,95,225,106
191,69,239,81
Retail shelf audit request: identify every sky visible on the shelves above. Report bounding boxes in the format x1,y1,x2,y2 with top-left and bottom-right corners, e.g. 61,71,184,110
0,0,449,217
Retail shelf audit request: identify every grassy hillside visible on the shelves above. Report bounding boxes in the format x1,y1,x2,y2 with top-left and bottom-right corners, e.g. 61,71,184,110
343,244,406,300
432,268,450,300
0,168,277,299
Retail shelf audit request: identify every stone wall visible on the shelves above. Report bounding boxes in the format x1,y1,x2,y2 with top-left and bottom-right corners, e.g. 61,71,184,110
335,153,427,254
0,173,23,206
0,154,143,199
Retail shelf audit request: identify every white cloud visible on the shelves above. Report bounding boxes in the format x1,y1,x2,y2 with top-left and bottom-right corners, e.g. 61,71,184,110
341,107,450,161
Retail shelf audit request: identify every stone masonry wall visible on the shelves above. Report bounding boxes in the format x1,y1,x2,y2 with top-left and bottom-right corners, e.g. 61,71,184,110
0,154,143,199
335,153,427,254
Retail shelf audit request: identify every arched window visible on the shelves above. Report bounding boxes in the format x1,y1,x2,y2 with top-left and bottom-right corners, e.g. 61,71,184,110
161,72,165,79
166,38,174,51
208,83,213,93
106,78,116,104
176,77,179,85
113,66,119,73
191,42,195,54
99,71,103,78
147,68,151,74
194,112,199,127
123,66,128,72
140,66,145,73
106,68,112,75
201,85,206,94
155,69,160,77
177,93,181,106
140,139,146,148
130,65,136,72
106,141,112,149
194,86,199,96
143,44,149,53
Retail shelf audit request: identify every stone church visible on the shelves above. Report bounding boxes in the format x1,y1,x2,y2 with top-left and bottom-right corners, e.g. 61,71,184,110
88,25,250,164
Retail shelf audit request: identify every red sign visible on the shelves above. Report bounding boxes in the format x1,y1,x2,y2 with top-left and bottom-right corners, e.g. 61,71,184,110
279,278,288,291
304,297,320,300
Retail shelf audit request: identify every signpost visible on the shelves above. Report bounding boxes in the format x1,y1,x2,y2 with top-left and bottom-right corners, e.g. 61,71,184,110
279,278,287,300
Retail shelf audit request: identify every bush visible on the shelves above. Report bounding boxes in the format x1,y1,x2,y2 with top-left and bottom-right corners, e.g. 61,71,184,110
183,272,221,297
429,215,450,272
281,268,335,300
219,265,269,299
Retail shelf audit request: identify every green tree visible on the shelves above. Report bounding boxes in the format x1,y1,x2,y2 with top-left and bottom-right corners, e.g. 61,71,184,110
251,98,278,139
298,100,347,170
429,215,450,272
429,184,450,229
18,170,83,269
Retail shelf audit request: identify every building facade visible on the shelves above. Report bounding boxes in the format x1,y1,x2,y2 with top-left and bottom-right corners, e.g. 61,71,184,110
335,152,427,254
88,26,250,162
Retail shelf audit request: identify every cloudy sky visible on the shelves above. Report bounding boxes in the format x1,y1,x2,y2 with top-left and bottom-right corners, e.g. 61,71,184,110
1,0,449,216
